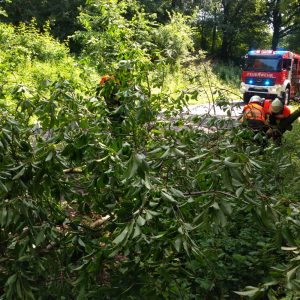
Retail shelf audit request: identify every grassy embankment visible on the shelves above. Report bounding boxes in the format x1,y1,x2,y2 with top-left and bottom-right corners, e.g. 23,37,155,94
0,22,97,110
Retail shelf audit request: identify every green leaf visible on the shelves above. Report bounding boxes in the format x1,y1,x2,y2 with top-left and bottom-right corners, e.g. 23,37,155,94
18,255,30,262
45,151,53,161
224,157,242,168
78,238,86,248
220,202,232,215
16,279,22,299
145,211,152,221
137,215,146,226
222,169,232,190
125,154,140,179
218,210,227,227
287,266,299,282
174,238,182,252
183,240,189,254
73,261,89,272
133,224,141,238
187,153,208,162
160,147,171,159
170,187,185,198
12,167,26,180
0,207,8,226
161,191,177,203
143,174,152,189
281,246,298,251
235,186,244,198
173,148,185,157
35,231,45,246
249,158,262,169
234,286,260,296
211,202,220,210
147,209,160,216
178,226,184,234
113,226,129,245
5,273,17,286
0,180,8,193
148,148,161,155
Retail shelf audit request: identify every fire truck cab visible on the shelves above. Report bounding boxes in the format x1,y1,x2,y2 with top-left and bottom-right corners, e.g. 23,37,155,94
240,49,300,104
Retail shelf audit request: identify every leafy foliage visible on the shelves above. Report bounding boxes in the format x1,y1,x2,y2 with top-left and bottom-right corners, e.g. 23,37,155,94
0,21,93,107
1,64,299,298
0,0,85,42
153,12,194,65
1,1,300,299
73,0,156,74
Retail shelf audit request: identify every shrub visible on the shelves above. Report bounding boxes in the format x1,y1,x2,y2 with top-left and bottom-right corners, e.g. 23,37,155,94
154,12,194,65
0,21,93,104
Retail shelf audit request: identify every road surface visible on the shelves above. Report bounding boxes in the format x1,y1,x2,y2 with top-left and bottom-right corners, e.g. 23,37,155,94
185,100,244,119
186,100,293,118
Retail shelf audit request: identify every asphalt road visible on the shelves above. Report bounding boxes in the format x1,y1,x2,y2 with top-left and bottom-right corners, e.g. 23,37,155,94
185,100,296,119
185,100,245,119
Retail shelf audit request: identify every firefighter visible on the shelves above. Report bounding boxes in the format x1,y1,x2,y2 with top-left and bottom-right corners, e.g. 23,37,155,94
96,74,124,124
264,98,300,144
241,95,268,132
97,75,121,112
264,98,291,126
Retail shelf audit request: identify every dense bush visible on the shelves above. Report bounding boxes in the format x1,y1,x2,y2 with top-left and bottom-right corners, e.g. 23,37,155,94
73,0,156,75
153,12,194,65
1,69,300,298
0,21,93,105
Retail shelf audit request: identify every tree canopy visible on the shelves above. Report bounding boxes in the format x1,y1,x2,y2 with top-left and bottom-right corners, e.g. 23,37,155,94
1,0,300,58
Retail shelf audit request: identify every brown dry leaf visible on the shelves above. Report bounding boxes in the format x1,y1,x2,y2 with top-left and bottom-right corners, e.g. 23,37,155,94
90,215,110,228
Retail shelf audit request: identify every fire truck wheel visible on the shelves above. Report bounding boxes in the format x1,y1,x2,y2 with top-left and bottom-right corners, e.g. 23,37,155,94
283,87,290,105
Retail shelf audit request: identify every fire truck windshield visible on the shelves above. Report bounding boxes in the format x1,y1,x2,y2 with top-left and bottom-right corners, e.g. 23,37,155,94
244,56,282,72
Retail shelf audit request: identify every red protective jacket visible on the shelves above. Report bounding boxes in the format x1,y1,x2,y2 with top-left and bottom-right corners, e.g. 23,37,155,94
263,99,291,120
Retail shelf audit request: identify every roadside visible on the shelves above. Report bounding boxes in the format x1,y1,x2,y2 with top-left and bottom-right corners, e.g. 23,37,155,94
185,100,244,119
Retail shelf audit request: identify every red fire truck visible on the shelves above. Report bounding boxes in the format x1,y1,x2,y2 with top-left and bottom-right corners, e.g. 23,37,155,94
240,49,300,104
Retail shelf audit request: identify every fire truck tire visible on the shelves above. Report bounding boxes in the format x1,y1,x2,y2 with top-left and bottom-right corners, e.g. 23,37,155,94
243,93,251,103
282,87,290,105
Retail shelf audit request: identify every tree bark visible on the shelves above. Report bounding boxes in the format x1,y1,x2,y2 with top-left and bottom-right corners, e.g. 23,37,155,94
211,7,217,54
220,0,230,59
271,0,281,50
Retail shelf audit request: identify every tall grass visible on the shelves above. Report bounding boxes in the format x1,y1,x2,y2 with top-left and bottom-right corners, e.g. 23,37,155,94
173,57,242,104
211,61,242,88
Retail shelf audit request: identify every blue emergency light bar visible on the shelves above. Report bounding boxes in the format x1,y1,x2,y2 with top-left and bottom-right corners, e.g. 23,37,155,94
248,49,288,55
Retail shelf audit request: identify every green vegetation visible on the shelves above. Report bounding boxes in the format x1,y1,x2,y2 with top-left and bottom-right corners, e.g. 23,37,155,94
1,0,300,299
0,21,94,109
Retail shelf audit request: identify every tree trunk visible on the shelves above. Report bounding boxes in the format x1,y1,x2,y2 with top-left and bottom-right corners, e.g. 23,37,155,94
221,34,230,59
211,7,217,54
220,0,230,59
200,23,208,50
271,0,281,50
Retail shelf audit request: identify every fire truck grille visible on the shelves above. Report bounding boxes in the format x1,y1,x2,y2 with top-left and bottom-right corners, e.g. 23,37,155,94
249,88,268,93
246,77,275,86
